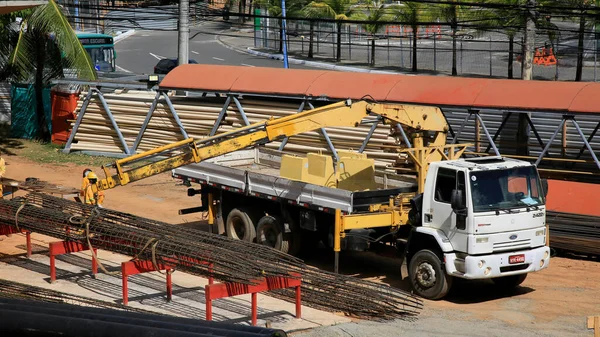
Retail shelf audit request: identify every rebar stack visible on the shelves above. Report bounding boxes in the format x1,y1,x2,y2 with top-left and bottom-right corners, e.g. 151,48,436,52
0,279,154,314
0,194,423,320
547,211,600,256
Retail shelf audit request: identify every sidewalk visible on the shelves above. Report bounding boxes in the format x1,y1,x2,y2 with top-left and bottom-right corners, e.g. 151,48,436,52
217,28,414,75
216,26,599,80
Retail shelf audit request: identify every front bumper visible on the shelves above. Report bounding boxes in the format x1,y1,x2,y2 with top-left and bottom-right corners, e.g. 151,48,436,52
444,246,550,279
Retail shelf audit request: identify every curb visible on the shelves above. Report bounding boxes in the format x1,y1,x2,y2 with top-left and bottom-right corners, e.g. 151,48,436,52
113,30,136,43
244,47,404,74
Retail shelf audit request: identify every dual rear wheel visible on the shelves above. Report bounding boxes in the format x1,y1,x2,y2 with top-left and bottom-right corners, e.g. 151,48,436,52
225,209,294,254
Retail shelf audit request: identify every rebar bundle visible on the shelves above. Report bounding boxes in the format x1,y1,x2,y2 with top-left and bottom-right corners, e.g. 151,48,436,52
547,211,600,256
0,279,154,314
0,194,423,320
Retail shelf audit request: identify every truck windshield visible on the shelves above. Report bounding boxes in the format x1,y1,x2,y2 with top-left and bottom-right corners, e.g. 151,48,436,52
470,166,544,213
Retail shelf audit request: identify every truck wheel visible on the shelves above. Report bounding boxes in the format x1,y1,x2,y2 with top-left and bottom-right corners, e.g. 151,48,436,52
225,208,256,243
409,249,452,300
256,215,290,254
492,274,527,289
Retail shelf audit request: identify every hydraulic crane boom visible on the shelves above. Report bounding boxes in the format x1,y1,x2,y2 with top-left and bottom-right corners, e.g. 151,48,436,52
98,99,450,191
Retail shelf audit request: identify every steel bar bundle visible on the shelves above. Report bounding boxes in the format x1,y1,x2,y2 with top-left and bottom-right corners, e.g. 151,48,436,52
0,279,153,313
69,92,403,170
2,194,423,320
547,211,600,256
0,297,288,337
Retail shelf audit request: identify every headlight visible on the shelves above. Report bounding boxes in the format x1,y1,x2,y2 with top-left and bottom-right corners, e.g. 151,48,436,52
536,230,545,236
484,267,492,275
476,237,489,243
544,251,549,259
478,260,486,268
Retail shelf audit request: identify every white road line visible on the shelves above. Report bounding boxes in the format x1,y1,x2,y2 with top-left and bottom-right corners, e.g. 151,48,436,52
241,63,255,67
192,51,200,55
116,65,132,73
149,52,166,60
212,57,225,61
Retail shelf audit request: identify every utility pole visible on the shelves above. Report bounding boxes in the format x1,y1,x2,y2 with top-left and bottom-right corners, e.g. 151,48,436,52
518,0,536,157
522,0,536,80
178,0,190,66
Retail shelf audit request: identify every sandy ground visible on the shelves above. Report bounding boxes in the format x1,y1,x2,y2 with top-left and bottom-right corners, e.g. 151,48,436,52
0,155,599,336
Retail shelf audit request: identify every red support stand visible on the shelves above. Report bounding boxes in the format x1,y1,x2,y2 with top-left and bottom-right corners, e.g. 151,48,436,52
49,241,97,283
205,273,302,326
0,225,32,258
121,260,173,306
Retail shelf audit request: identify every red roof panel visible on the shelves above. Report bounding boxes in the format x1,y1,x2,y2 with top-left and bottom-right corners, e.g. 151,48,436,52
306,72,404,101
231,67,326,97
159,64,600,114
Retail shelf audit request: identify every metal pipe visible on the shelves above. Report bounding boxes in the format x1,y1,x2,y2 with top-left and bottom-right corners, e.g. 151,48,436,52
359,118,380,153
63,90,94,153
535,118,566,166
96,89,131,155
451,112,472,144
131,91,161,154
232,96,251,126
210,95,233,136
571,118,600,170
162,92,189,139
474,112,500,156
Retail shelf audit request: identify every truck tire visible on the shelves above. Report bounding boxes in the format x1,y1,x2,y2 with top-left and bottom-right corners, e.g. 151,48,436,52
256,215,290,254
408,249,452,300
225,208,256,243
492,274,527,289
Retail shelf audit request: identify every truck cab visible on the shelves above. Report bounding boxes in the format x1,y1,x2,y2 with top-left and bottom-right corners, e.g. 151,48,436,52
406,156,550,299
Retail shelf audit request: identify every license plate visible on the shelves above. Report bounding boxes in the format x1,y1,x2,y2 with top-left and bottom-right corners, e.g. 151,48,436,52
509,254,525,264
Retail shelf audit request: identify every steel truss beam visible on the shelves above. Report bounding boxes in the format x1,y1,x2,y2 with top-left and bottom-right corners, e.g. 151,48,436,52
64,89,189,156
535,115,600,170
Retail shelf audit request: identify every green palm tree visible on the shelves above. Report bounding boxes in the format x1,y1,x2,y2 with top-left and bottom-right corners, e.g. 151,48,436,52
302,0,357,61
353,4,391,66
256,0,305,53
1,0,96,141
391,2,430,72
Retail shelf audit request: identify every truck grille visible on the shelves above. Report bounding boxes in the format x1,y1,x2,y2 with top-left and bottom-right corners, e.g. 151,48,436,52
493,239,531,252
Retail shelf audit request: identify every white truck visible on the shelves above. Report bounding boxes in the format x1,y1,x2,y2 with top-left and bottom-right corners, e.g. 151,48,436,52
172,151,550,300
97,99,550,299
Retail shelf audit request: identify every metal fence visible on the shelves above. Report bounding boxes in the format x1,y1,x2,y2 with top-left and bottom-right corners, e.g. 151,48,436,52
253,19,600,81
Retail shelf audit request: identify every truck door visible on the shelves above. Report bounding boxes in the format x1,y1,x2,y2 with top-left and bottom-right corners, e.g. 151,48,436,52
431,168,468,252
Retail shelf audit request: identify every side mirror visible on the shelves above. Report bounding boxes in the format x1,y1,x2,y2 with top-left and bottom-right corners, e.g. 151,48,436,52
451,189,466,212
541,179,549,198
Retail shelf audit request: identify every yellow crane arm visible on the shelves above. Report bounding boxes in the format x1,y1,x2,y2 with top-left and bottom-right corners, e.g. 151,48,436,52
98,99,448,190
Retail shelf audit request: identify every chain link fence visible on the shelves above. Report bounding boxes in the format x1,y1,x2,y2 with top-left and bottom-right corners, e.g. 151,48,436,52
252,18,599,81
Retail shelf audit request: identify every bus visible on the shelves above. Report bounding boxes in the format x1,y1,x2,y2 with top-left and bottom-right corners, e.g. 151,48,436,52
76,32,116,72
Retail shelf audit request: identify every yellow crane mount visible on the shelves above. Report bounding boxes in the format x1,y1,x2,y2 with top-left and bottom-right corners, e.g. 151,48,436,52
97,99,469,270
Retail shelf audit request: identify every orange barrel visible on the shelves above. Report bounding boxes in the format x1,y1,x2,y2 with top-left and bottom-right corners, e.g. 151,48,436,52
51,88,79,145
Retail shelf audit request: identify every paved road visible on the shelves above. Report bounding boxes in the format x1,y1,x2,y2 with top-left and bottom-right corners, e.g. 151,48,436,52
115,21,318,74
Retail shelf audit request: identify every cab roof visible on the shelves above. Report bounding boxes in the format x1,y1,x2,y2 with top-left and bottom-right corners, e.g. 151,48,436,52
437,156,535,172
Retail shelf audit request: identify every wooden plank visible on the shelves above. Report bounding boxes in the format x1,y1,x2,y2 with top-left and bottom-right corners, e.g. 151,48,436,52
595,316,600,337
589,316,594,329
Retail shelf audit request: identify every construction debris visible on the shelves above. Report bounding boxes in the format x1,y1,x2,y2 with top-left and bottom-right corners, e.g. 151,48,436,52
0,193,423,321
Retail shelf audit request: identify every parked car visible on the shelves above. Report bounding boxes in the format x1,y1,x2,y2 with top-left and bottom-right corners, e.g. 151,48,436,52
153,58,198,74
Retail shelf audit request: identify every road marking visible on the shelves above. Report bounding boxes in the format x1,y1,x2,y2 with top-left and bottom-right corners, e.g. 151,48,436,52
241,63,255,67
212,57,225,61
149,52,166,60
116,65,132,73
192,51,199,55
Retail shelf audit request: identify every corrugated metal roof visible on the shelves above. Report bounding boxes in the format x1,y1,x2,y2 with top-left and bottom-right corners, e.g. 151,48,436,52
160,64,600,114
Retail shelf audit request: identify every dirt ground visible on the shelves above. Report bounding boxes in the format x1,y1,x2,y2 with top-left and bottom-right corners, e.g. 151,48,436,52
1,154,599,336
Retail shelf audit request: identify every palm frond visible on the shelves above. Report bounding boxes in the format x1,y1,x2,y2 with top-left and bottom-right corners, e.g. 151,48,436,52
27,0,96,81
